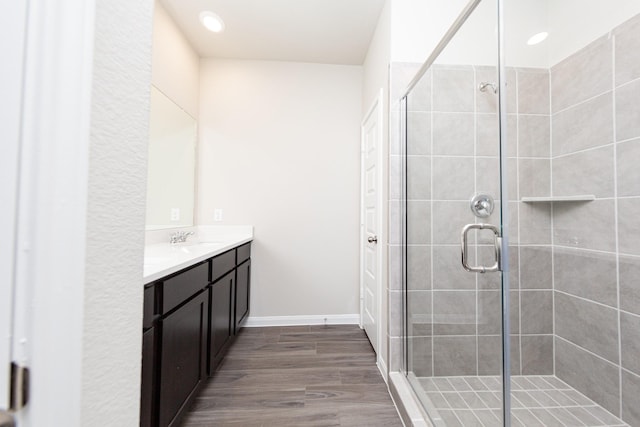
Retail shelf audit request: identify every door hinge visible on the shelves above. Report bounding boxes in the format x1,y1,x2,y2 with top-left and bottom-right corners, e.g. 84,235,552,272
9,363,29,411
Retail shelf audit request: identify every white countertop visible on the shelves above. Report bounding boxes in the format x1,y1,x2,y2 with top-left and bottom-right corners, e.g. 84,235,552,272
143,226,253,284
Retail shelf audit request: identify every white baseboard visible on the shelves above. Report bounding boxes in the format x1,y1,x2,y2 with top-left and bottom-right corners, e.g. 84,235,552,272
244,314,360,327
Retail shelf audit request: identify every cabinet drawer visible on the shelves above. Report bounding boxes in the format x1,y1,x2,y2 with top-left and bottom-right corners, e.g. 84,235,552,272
162,262,209,314
236,242,251,264
143,285,156,329
211,249,236,282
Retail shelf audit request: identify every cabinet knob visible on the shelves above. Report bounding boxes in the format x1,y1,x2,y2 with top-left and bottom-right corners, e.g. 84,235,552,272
367,235,378,244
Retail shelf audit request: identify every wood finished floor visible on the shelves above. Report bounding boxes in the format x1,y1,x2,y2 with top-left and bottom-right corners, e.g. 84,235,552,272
181,325,403,427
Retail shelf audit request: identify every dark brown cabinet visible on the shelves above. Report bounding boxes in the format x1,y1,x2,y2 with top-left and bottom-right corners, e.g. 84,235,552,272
235,259,250,333
159,291,208,427
141,241,251,427
209,271,234,373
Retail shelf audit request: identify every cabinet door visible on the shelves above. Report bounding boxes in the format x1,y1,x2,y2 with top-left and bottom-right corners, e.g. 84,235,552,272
159,291,208,427
140,328,156,427
235,259,251,333
209,271,234,373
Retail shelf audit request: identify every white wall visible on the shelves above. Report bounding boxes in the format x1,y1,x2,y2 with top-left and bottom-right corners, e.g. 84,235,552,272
390,0,467,64
152,0,199,117
198,59,363,320
547,0,640,66
82,0,153,425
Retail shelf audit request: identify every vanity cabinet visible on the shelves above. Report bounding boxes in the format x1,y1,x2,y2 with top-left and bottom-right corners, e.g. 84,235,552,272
159,290,208,427
141,242,252,427
209,270,234,373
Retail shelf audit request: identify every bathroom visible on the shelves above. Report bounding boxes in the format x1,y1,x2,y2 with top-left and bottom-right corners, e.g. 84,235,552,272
2,0,640,426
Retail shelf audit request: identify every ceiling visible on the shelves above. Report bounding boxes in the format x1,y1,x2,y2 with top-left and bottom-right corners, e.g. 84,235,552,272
160,0,386,65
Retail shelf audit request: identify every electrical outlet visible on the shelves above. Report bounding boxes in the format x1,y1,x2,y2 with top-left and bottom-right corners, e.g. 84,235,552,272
214,209,223,222
170,208,180,221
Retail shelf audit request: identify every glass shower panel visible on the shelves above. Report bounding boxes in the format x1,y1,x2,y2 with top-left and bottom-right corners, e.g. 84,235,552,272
403,0,508,425
503,1,640,426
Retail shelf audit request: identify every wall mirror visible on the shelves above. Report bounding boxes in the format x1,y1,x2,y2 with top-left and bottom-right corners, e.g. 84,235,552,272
146,86,196,230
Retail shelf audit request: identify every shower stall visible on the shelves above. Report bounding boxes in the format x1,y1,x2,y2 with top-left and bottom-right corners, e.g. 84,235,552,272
396,0,640,425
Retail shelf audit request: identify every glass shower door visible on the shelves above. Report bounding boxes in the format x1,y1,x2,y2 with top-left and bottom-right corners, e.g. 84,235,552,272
402,0,512,425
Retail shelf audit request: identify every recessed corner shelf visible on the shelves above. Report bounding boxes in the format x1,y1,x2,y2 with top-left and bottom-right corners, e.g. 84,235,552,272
521,195,596,203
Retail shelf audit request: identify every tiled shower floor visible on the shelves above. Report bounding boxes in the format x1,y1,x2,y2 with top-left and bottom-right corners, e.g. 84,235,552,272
416,375,628,427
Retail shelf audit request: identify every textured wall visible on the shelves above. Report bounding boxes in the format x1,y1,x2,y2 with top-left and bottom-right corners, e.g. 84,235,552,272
82,0,153,425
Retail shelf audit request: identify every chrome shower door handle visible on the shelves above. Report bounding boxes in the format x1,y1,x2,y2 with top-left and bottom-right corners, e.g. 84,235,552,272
460,223,502,273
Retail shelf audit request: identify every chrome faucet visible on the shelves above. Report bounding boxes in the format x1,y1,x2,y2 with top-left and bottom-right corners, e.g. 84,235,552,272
169,230,194,244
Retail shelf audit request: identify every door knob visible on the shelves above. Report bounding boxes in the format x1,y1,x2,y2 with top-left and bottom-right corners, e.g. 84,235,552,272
367,235,378,243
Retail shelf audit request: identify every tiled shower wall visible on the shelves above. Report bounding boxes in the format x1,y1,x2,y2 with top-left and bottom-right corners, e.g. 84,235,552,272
548,14,640,424
388,11,640,426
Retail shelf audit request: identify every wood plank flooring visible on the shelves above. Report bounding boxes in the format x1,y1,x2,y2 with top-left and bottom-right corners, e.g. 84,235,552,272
181,325,404,427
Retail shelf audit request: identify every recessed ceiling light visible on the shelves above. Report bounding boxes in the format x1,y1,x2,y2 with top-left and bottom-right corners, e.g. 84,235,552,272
199,11,225,33
527,31,548,46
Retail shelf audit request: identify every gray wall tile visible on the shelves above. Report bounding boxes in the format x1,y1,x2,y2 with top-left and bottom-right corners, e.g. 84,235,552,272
519,203,552,245
407,245,431,291
520,290,553,334
478,335,502,375
621,369,640,427
478,290,501,335
432,201,474,244
552,146,615,198
407,70,432,113
620,255,640,315
389,290,403,336
621,312,640,375
433,291,476,335
618,197,640,255
407,112,431,156
554,248,617,306
407,201,431,244
407,156,431,200
617,138,640,197
519,115,550,158
433,336,477,376
389,244,402,290
551,92,613,156
476,157,501,197
389,336,403,372
555,338,620,416
408,290,432,337
614,13,640,86
521,335,553,375
432,156,474,200
477,113,498,157
432,112,474,155
518,69,550,114
553,200,616,251
519,159,550,197
519,246,552,290
408,336,432,377
433,66,474,113
616,78,640,142
555,292,619,363
551,35,612,113
388,200,400,244
433,245,475,290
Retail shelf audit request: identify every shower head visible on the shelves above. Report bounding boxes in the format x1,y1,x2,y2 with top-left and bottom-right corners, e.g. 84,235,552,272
478,82,498,94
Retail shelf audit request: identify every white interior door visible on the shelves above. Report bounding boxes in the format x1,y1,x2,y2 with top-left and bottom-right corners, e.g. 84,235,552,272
0,0,28,412
360,90,383,354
